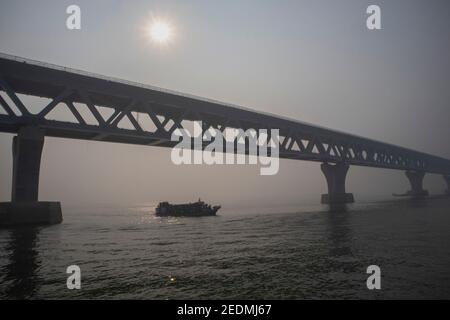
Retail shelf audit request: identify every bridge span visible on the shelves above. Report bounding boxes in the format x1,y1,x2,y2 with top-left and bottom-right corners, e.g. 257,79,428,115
0,53,449,226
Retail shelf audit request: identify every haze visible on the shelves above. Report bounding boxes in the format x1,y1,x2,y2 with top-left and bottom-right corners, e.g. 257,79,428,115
0,0,449,208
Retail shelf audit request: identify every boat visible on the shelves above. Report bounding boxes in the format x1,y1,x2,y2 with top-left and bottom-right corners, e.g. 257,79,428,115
155,199,221,217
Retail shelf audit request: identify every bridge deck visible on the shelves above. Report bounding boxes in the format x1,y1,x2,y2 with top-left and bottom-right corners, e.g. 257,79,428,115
1,52,450,175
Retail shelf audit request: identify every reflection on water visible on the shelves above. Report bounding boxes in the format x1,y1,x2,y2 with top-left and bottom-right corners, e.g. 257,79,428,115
0,197,450,299
2,228,40,299
327,204,349,214
325,206,352,257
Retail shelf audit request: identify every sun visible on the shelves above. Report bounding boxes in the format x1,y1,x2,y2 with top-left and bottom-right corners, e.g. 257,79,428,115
148,20,172,44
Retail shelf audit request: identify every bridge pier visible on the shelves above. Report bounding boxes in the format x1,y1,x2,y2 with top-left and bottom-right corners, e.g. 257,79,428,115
404,170,429,197
443,175,450,195
320,162,354,204
0,126,62,227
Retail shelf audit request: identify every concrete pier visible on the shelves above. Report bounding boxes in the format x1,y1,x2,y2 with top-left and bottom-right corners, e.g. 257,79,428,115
443,175,450,195
11,127,45,202
0,202,62,226
321,162,354,204
405,170,429,197
0,127,62,227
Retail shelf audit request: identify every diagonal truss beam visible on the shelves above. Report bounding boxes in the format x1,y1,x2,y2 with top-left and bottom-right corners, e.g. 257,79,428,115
0,53,449,175
0,76,30,116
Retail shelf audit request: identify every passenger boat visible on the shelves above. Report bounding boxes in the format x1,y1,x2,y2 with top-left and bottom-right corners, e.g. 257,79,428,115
155,199,221,217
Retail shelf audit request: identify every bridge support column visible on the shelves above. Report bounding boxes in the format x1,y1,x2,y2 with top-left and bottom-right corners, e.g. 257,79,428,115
443,175,450,195
405,171,429,197
320,162,354,204
0,127,62,227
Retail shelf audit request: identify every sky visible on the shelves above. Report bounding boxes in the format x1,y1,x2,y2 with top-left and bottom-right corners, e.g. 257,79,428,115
0,0,449,208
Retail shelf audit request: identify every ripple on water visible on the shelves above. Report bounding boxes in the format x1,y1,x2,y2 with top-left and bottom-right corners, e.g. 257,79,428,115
1,198,450,299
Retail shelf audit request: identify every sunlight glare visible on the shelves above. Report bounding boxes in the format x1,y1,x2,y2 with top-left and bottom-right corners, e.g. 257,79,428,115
149,20,172,44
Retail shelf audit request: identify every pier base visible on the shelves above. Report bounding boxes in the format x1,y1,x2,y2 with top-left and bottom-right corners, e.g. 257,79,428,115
0,202,62,227
1,126,63,228
321,162,354,204
405,171,429,197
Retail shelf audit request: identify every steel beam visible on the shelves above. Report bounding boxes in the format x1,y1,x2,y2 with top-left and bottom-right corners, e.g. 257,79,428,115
0,52,449,175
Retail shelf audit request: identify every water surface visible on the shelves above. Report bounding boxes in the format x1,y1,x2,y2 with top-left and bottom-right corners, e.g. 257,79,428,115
1,197,450,299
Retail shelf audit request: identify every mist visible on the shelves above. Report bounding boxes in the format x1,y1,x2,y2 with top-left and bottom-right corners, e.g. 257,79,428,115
0,0,449,208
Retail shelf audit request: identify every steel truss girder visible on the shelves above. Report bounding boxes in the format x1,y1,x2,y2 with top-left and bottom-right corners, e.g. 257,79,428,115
1,55,450,175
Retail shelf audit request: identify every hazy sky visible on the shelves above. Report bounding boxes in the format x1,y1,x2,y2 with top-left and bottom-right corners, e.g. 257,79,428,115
0,0,449,207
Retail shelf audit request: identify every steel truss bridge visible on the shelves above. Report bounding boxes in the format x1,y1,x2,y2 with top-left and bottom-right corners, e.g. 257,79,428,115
0,52,449,225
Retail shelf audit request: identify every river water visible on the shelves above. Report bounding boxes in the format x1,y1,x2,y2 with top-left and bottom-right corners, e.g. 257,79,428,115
1,197,450,299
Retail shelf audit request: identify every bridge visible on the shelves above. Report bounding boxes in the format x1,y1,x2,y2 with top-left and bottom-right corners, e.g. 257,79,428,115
0,52,449,226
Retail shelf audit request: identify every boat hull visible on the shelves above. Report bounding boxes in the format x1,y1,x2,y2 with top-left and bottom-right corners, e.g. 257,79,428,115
155,202,220,217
